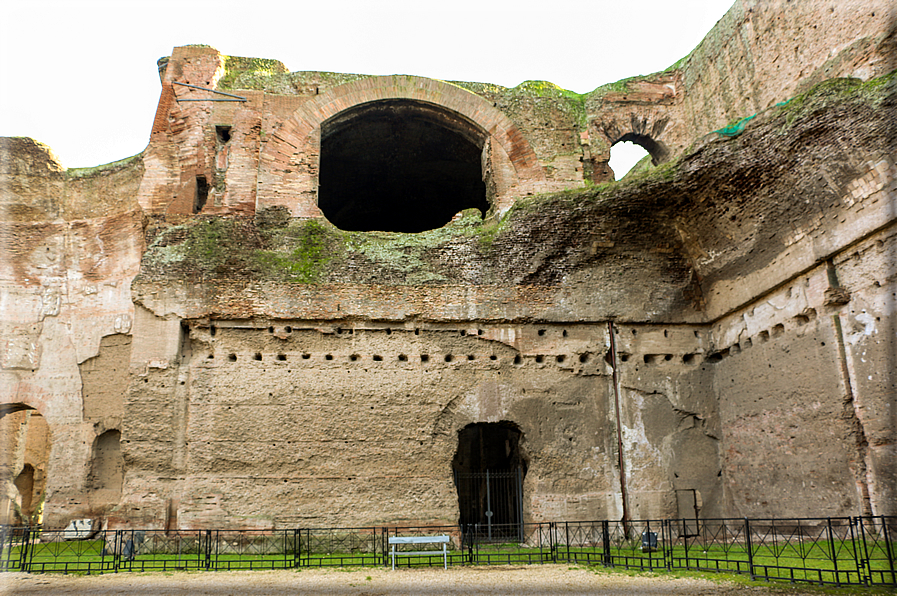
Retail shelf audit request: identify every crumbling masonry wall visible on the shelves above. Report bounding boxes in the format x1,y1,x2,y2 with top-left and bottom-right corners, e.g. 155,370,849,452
0,0,894,529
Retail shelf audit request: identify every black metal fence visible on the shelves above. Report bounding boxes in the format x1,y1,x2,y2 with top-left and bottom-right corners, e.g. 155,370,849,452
1,516,894,587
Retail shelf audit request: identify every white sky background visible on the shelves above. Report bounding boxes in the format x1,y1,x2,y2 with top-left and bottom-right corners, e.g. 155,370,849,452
0,0,732,173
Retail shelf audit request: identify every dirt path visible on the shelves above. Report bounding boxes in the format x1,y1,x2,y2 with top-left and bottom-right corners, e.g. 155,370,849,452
0,564,835,595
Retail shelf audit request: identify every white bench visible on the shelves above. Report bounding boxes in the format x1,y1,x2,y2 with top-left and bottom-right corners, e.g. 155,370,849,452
388,535,450,570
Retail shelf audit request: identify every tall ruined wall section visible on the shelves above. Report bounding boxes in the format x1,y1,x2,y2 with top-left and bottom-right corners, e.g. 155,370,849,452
0,0,894,530
585,0,895,180
681,77,897,517
0,139,143,525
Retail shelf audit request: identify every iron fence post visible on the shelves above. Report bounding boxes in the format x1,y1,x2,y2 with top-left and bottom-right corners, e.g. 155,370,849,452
18,526,30,572
882,517,896,586
827,517,840,586
205,530,212,570
550,522,557,563
602,520,611,567
663,519,671,571
744,518,754,580
857,516,872,585
564,522,570,563
646,520,653,570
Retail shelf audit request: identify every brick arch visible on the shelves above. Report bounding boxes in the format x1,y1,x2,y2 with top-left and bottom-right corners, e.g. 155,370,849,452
258,76,545,217
0,381,77,428
588,112,676,183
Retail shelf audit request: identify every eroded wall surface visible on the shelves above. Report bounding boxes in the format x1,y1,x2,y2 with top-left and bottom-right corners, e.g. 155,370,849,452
0,0,894,529
0,138,144,526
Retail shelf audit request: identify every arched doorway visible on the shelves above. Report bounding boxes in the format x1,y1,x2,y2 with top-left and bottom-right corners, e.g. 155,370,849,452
0,406,50,525
318,99,490,232
452,422,527,539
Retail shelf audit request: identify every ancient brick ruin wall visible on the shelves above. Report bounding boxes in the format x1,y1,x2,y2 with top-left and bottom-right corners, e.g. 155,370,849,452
0,0,894,529
0,138,142,526
585,0,895,179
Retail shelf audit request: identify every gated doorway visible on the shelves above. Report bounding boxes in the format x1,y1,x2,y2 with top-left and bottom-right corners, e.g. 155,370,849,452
452,422,527,540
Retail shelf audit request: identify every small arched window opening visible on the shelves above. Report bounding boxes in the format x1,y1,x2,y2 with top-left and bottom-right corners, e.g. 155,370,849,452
0,406,50,524
609,141,651,180
609,132,671,180
318,100,490,233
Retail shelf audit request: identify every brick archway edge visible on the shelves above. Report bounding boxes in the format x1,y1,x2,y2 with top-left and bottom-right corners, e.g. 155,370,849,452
258,76,545,215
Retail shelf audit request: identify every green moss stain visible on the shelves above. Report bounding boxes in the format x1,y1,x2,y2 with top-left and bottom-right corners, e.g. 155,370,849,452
66,153,142,179
255,219,341,283
218,55,289,90
779,72,895,126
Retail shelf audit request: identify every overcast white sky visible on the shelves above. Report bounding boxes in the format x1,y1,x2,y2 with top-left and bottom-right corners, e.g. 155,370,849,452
1,0,732,171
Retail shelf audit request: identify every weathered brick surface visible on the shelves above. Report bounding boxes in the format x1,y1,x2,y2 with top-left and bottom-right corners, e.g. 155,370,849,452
1,1,894,529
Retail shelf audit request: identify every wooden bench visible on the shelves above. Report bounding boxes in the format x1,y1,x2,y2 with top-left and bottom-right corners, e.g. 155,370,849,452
388,535,450,570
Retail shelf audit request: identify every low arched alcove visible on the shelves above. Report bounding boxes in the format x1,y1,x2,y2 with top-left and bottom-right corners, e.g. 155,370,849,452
0,406,50,524
89,429,124,505
318,99,489,233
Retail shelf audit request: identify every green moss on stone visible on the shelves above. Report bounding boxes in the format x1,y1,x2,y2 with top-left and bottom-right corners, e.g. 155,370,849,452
218,55,289,90
66,153,142,179
779,71,896,126
254,219,342,283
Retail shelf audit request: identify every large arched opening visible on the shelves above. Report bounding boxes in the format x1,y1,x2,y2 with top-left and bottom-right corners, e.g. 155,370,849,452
452,422,527,538
318,100,490,233
0,405,50,525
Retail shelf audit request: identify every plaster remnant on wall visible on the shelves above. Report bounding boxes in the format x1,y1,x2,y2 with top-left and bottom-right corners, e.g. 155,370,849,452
847,311,877,346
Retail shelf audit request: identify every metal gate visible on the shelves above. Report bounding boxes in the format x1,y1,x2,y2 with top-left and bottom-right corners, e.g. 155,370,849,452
454,468,524,542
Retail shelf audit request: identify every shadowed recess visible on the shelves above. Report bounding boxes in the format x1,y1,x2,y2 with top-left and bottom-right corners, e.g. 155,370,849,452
318,100,489,233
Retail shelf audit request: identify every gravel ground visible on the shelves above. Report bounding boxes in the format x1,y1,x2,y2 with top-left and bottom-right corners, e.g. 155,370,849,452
0,565,833,595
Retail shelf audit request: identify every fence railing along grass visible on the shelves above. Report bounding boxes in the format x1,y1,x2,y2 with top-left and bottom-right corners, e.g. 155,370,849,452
1,516,893,587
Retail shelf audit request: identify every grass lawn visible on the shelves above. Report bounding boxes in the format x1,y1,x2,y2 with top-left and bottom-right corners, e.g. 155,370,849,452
2,536,893,588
